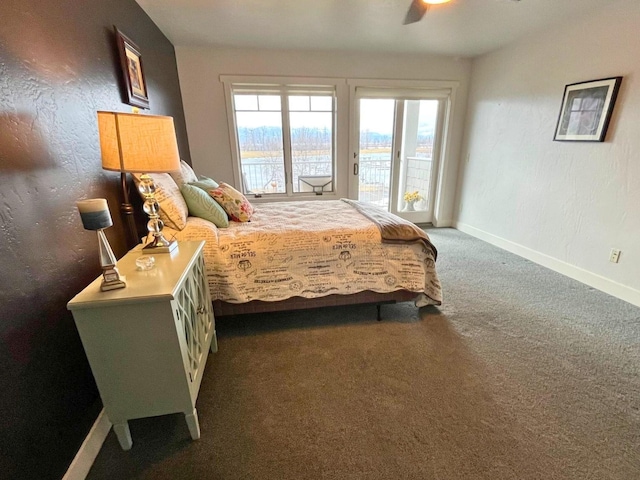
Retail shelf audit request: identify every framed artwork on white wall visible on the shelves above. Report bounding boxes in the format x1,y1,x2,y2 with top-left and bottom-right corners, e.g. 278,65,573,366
553,77,622,142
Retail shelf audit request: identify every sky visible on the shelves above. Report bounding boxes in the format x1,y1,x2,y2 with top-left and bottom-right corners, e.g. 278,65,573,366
359,99,439,134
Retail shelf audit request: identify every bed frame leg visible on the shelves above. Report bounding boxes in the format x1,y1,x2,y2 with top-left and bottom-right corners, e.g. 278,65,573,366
376,304,382,321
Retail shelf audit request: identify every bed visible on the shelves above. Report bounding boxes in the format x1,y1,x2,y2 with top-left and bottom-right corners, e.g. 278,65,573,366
161,198,442,317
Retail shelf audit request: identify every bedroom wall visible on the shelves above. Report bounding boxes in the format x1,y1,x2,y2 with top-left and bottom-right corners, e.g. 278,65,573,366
174,46,471,225
456,0,640,306
0,1,189,478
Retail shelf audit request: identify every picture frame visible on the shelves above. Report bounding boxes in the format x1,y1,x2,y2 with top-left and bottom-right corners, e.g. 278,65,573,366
114,27,150,109
554,76,622,142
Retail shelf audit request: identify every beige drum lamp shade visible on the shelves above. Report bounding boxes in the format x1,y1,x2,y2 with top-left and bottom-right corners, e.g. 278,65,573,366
97,111,180,173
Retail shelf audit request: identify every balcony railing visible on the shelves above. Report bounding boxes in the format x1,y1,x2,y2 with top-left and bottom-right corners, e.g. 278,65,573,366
357,156,391,207
242,157,390,194
241,154,430,210
242,159,332,194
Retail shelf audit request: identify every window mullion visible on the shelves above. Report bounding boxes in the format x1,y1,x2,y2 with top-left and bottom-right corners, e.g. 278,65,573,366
331,95,337,191
281,92,294,195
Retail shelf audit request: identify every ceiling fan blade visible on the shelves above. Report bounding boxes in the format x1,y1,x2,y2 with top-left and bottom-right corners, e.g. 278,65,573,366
403,0,428,25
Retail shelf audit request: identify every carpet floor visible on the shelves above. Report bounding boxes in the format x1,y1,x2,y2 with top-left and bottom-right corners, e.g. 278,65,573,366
86,228,640,480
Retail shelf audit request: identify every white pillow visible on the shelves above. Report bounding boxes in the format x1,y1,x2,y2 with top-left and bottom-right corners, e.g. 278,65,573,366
169,160,199,187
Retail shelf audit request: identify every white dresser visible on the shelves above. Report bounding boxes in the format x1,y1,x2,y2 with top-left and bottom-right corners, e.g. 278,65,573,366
68,241,217,450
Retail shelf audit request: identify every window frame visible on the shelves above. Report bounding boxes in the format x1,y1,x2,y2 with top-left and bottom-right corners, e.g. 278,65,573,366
222,76,345,200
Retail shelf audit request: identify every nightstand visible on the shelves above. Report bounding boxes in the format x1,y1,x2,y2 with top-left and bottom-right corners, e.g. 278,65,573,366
68,241,217,450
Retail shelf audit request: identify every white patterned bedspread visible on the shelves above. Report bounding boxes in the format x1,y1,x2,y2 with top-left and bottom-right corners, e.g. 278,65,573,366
164,200,442,306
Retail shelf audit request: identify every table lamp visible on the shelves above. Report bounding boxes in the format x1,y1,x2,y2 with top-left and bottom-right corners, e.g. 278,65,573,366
76,198,127,292
97,111,180,253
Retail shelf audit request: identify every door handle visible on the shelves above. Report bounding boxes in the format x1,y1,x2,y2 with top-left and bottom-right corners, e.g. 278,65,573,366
353,163,359,175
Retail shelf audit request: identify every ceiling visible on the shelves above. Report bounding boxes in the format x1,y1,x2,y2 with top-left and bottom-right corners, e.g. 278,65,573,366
136,0,610,58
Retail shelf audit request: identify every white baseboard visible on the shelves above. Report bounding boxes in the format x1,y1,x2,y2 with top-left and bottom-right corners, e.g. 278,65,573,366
62,409,112,480
454,222,640,308
433,218,453,228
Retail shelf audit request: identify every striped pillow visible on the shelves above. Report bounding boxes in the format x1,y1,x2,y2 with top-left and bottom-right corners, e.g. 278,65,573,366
180,184,229,228
190,176,219,192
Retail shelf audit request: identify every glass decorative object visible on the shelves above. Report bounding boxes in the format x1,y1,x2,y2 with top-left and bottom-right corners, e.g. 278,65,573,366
135,255,155,271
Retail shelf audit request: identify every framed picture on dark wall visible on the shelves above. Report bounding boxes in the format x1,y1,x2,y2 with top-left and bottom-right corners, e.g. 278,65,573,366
115,27,150,109
554,77,622,142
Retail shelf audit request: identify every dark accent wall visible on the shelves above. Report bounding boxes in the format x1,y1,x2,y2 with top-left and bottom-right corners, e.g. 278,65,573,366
0,1,190,478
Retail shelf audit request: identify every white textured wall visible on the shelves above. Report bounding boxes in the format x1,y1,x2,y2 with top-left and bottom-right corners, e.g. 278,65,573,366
456,0,640,305
175,46,470,223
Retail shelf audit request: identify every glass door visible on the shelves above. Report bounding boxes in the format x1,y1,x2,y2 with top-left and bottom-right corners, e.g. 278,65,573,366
355,96,444,223
357,99,395,209
396,99,440,222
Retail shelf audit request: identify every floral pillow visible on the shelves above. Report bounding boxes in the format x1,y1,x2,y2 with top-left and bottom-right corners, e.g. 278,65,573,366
209,183,254,222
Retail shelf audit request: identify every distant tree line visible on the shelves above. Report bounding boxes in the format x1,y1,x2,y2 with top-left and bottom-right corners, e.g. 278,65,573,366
360,129,435,150
238,125,435,152
238,126,331,153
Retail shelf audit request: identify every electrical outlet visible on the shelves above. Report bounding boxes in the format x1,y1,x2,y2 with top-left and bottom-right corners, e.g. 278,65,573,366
609,249,621,263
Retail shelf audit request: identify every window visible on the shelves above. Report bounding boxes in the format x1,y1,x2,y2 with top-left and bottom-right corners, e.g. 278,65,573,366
221,76,458,220
228,84,336,196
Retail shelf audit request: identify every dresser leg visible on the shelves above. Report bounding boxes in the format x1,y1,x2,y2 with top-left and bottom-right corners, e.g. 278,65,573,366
185,409,201,440
210,331,218,353
113,421,133,450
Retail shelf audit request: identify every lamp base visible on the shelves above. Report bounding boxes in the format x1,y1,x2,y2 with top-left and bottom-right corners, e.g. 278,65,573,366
101,267,127,291
139,173,179,254
101,278,128,291
143,235,178,254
